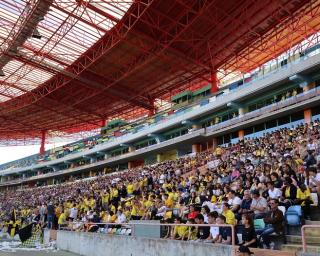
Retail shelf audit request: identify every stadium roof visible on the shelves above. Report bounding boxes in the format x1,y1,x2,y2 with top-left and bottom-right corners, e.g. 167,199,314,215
0,0,320,142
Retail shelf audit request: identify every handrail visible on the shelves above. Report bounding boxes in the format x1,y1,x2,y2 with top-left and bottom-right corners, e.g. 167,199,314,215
60,221,236,255
301,224,320,252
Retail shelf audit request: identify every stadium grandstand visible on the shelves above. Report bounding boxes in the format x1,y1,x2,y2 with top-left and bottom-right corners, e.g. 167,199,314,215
0,0,320,255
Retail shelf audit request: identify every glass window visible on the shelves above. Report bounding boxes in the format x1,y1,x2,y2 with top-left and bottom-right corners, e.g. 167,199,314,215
255,123,265,132
244,127,254,135
278,115,290,125
266,119,277,129
231,131,238,139
312,105,320,116
224,135,231,143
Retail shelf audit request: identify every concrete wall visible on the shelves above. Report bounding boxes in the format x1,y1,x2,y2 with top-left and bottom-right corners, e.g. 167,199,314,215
56,230,232,256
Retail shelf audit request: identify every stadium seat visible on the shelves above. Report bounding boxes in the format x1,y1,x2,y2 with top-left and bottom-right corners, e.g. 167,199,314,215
254,219,265,229
311,193,318,206
285,205,302,226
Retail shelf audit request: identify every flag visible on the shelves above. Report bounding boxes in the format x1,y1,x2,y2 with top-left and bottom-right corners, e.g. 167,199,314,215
7,209,19,237
18,223,33,242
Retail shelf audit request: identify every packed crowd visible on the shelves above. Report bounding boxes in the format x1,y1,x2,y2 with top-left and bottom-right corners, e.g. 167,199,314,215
0,120,320,250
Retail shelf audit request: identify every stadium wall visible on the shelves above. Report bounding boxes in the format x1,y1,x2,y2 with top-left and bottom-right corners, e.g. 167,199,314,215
56,230,232,256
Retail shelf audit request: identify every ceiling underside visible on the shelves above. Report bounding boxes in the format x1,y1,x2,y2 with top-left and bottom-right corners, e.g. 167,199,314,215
0,0,320,141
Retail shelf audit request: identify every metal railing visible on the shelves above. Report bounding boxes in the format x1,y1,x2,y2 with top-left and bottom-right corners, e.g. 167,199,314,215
206,86,320,134
301,224,320,253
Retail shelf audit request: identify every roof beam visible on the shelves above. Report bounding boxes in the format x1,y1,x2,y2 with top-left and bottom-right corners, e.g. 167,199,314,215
0,0,156,116
0,0,54,70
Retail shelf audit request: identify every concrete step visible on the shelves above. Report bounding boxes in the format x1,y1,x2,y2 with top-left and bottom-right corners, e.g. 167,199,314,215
286,235,320,245
250,248,294,256
281,243,320,253
304,227,320,237
305,220,320,225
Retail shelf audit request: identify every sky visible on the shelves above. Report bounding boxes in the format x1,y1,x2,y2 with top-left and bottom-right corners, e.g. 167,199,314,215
0,143,66,165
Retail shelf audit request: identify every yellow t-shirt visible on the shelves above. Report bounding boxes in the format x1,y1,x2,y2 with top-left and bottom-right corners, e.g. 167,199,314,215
176,226,188,238
285,187,291,198
58,213,67,225
297,188,311,206
223,210,236,225
112,189,119,198
165,198,174,208
127,184,134,194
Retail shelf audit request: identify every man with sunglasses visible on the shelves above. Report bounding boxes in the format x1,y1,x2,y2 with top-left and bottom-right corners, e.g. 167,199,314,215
256,199,283,249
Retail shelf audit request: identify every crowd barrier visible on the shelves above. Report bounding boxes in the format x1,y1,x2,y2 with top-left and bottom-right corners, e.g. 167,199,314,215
301,225,320,253
58,221,236,256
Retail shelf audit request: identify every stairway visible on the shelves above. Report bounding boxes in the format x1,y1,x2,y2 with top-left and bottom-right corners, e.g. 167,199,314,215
281,220,320,254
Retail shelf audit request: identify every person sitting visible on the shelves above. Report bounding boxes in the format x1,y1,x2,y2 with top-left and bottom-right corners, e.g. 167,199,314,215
222,203,236,225
195,213,210,241
280,177,297,209
216,215,232,245
250,190,267,219
228,190,242,213
267,181,282,200
240,214,257,248
204,211,219,243
256,199,283,249
187,205,199,220
237,190,252,221
295,183,312,220
171,217,188,240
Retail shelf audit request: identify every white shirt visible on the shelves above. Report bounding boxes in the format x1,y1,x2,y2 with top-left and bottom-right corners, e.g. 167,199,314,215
116,213,126,224
210,226,219,240
228,196,242,207
159,174,166,184
268,188,282,199
69,207,78,219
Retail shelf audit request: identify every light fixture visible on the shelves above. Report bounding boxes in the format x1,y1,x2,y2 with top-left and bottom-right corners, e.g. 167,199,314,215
32,29,42,39
0,69,5,77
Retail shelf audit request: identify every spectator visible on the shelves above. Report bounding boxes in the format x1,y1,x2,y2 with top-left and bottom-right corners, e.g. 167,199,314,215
281,177,297,208
195,214,210,241
69,204,78,221
257,199,283,249
250,190,267,219
216,215,232,245
222,203,236,225
240,214,257,248
267,181,282,200
171,217,188,240
228,190,242,213
205,211,219,243
237,190,252,221
295,183,312,219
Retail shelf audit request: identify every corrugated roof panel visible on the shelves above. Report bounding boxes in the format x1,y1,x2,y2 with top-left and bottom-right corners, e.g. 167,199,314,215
0,0,133,102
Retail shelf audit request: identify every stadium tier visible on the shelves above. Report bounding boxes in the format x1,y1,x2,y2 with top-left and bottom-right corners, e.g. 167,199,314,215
1,45,320,187
0,41,320,254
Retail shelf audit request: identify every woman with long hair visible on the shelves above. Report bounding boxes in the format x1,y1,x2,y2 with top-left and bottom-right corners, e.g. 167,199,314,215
240,214,257,248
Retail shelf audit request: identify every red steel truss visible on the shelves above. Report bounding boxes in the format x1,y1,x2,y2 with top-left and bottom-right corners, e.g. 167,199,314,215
0,0,320,143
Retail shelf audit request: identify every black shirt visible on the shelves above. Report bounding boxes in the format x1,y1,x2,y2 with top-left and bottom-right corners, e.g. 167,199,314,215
197,226,210,239
242,226,257,248
219,227,232,242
